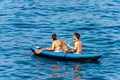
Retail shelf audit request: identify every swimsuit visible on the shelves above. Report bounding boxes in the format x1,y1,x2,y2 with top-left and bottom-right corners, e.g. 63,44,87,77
54,50,62,52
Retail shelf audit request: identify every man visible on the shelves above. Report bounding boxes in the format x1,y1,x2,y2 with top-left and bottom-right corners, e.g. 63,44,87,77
35,33,62,54
45,33,62,52
66,33,83,54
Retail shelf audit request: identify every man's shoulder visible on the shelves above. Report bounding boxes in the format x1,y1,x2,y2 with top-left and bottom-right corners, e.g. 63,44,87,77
53,41,56,43
78,40,82,43
79,40,82,44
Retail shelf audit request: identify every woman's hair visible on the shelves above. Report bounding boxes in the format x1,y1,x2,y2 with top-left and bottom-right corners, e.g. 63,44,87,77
52,33,57,40
74,33,80,39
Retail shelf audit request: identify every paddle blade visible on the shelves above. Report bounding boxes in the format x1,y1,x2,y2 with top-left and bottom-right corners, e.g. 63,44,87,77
61,40,66,45
63,46,67,52
35,50,42,54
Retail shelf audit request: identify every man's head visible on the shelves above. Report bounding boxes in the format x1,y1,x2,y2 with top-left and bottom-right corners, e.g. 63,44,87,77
52,33,57,40
73,33,80,41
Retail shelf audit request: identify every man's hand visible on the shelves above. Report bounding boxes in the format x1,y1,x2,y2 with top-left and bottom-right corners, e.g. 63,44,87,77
67,44,73,49
67,44,70,47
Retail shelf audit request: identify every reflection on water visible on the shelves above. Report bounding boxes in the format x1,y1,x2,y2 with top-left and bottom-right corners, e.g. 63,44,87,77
74,75,83,80
35,61,41,67
50,73,61,78
51,62,60,71
74,64,82,72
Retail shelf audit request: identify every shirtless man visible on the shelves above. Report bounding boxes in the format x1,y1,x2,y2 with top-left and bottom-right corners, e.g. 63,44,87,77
45,33,62,52
35,33,62,54
67,33,82,54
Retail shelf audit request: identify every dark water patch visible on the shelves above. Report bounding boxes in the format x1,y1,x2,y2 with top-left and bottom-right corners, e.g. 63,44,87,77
10,73,32,79
0,65,13,69
79,27,98,30
14,60,32,66
107,3,115,6
0,14,8,16
108,25,120,28
89,77,107,80
52,5,85,13
111,10,120,14
100,15,119,21
14,12,36,17
34,12,49,16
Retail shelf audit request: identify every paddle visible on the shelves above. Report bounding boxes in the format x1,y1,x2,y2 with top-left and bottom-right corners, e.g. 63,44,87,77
34,46,46,54
35,49,42,54
61,40,69,52
61,40,66,45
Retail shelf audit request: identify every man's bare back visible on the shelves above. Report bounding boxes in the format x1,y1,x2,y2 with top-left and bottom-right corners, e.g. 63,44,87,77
52,40,62,51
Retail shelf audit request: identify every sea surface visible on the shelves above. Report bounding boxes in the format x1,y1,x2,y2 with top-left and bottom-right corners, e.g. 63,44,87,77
0,0,120,80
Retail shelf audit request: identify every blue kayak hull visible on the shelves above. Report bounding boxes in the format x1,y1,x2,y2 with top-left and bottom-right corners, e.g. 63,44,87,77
30,46,102,61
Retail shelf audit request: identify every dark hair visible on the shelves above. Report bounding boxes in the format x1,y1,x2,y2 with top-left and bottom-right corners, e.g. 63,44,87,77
52,33,57,40
74,33,80,39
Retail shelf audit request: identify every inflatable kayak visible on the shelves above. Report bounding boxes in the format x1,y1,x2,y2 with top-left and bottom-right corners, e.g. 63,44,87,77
30,46,102,61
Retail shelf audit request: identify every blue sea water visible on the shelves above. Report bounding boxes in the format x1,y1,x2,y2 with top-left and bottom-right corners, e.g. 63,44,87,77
0,0,120,80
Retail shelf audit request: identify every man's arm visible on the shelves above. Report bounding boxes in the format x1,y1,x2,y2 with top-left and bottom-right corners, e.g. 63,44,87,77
46,42,55,51
51,42,55,50
67,42,77,50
